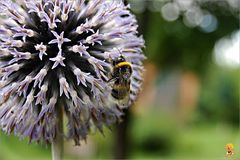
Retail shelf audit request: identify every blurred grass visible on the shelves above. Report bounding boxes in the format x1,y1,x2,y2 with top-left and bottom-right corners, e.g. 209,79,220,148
173,125,239,159
129,110,239,159
0,132,51,160
0,109,239,160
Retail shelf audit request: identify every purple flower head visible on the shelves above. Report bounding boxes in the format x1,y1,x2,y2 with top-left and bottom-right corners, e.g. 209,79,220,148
0,0,145,145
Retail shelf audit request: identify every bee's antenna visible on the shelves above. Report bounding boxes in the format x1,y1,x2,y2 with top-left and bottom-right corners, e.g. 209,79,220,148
116,48,121,54
116,48,124,58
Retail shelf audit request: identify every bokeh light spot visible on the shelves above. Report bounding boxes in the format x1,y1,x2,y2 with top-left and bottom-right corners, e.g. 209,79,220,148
161,3,180,22
214,30,240,68
200,14,218,33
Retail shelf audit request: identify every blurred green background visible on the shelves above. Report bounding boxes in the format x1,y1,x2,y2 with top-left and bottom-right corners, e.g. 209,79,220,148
0,0,239,159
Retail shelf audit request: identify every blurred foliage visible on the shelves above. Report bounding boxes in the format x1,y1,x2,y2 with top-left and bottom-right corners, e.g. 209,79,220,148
198,65,239,127
135,1,239,74
129,110,179,157
0,132,51,160
93,109,239,159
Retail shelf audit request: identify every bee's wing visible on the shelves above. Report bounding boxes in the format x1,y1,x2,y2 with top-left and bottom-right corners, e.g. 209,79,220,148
117,81,131,109
107,77,117,87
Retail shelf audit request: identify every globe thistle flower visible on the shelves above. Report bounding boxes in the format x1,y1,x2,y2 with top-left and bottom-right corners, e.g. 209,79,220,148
0,0,145,145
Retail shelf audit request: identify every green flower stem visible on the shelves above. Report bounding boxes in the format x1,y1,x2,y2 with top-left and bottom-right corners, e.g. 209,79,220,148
51,107,63,160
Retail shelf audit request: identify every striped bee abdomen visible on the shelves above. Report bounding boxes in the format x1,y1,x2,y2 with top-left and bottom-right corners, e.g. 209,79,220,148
111,82,130,100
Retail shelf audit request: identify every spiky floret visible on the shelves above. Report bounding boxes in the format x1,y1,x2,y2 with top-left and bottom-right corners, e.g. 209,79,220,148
0,0,145,145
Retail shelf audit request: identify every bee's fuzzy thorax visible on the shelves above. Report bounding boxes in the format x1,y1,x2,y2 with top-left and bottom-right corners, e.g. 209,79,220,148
115,61,132,69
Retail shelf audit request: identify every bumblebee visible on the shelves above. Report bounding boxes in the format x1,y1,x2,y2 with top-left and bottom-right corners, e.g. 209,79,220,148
109,55,132,106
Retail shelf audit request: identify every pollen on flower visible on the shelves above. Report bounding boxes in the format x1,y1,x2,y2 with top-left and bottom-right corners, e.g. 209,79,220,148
0,0,145,145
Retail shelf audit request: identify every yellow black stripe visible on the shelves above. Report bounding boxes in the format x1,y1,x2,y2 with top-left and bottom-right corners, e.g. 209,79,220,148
115,61,131,68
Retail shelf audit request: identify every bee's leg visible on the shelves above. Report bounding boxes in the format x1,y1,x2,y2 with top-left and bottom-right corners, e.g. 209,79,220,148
107,77,114,83
100,71,110,82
